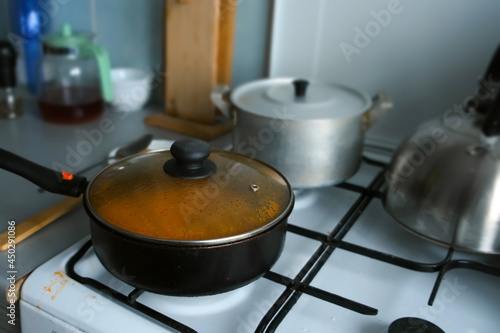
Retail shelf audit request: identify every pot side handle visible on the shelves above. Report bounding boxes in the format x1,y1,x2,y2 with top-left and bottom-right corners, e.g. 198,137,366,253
211,84,232,118
0,148,87,197
362,92,393,133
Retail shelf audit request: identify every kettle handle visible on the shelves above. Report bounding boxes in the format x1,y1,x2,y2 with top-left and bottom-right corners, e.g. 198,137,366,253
482,81,500,137
81,44,114,102
471,45,500,114
482,44,500,84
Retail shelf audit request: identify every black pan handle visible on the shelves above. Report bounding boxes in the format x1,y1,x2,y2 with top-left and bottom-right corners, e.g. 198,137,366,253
0,148,88,197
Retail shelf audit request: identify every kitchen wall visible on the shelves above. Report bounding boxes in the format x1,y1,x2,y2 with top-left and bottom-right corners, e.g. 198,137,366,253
0,1,8,38
269,0,500,147
232,0,273,86
52,0,165,69
6,1,494,150
0,0,271,103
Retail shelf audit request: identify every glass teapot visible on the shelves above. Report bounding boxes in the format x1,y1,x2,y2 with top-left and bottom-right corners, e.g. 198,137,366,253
37,24,113,124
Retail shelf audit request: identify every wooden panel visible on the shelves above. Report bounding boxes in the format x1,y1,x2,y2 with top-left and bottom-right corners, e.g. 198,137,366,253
145,112,233,140
217,0,237,85
165,0,219,124
0,196,82,251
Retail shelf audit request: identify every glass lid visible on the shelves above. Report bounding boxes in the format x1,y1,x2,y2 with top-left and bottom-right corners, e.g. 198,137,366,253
43,23,93,50
86,139,293,244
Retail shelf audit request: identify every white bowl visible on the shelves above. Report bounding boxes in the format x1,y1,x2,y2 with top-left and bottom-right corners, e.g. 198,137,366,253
111,67,152,112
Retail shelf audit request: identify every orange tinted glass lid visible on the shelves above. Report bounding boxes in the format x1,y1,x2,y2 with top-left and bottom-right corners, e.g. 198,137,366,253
86,139,293,243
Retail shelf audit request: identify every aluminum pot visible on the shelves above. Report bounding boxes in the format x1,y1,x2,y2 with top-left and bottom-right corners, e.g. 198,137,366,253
0,139,294,295
212,78,392,188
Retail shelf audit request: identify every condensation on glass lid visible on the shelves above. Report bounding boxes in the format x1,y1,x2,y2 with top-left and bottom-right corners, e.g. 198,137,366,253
87,150,292,241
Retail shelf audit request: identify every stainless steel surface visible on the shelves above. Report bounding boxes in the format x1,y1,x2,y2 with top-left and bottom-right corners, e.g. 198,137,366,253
383,117,500,253
213,78,391,188
234,110,364,188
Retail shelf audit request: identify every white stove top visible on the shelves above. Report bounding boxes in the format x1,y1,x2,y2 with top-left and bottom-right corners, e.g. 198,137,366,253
19,160,500,333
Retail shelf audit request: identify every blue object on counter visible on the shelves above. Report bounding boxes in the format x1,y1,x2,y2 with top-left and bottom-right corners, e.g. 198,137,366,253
8,0,50,94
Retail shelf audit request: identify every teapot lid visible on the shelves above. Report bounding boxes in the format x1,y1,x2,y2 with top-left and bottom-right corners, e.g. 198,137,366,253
43,23,93,50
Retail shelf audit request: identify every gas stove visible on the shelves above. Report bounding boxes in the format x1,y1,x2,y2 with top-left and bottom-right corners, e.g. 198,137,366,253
19,158,500,333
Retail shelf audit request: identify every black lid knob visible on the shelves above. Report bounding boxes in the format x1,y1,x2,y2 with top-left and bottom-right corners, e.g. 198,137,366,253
164,139,217,179
0,41,17,88
293,79,309,98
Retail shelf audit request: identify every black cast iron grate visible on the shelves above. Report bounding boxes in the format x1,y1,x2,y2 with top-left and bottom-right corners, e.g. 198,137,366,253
65,157,500,333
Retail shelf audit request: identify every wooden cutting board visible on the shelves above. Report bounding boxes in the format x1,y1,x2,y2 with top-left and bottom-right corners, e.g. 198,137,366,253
145,0,236,139
0,196,82,251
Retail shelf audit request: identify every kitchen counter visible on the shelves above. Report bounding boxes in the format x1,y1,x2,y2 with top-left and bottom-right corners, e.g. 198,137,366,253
0,95,230,332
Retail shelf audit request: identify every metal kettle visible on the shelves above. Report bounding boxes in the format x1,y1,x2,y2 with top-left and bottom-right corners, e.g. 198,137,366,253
383,46,500,254
37,23,113,124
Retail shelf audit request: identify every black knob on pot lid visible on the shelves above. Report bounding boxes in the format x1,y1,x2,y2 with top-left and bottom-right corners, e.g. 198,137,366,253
164,139,217,179
388,317,444,333
293,79,309,98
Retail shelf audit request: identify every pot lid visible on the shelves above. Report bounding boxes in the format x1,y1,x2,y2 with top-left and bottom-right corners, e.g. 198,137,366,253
43,23,93,50
230,77,372,121
86,139,293,244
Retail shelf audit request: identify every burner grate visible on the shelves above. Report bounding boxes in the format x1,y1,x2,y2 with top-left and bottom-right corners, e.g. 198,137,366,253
64,158,500,333
66,240,197,333
256,159,500,332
